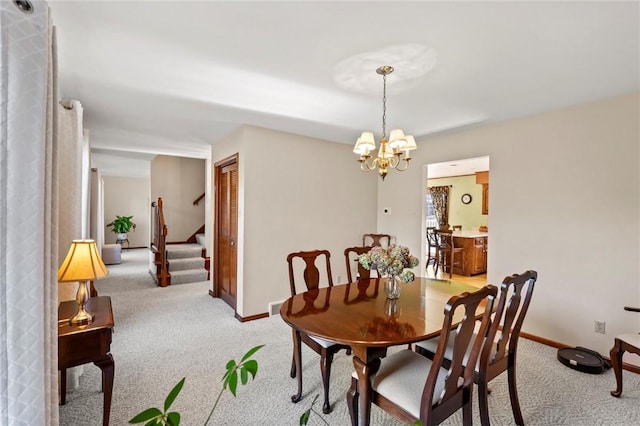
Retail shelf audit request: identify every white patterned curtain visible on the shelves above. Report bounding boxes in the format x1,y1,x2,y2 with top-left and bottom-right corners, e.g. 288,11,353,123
0,1,58,425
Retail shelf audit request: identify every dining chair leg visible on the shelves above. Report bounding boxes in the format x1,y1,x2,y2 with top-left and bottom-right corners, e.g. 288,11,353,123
610,338,624,397
346,377,359,426
507,363,524,425
320,351,334,414
462,388,473,426
291,330,303,403
477,379,491,426
290,356,296,378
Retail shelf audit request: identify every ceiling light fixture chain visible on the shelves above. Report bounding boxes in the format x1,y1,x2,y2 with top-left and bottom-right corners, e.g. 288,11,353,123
352,65,417,180
381,67,388,140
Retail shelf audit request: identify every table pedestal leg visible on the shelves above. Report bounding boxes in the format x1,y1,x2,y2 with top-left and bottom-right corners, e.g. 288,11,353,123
350,347,386,426
95,354,114,426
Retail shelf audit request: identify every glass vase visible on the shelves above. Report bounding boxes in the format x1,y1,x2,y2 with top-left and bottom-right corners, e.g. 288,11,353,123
384,275,401,299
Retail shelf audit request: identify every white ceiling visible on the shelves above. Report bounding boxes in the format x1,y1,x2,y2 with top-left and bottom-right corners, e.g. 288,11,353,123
46,1,639,177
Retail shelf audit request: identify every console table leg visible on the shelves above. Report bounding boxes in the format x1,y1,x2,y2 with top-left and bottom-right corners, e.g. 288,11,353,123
95,354,114,426
59,369,67,405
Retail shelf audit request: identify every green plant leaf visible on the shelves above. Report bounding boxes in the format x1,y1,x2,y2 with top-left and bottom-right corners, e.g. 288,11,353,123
164,378,185,412
144,419,160,426
226,370,238,396
240,344,265,362
225,359,236,370
129,407,162,424
299,409,311,425
242,359,258,379
413,420,422,425
240,366,248,385
166,411,181,426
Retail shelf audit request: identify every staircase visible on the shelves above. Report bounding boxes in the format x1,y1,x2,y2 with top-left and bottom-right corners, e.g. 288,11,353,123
165,236,209,285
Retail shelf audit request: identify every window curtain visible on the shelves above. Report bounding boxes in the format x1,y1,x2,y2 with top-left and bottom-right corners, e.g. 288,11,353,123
0,2,58,424
428,185,450,228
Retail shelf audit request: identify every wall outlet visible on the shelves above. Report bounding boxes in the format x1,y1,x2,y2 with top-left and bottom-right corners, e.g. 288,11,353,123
594,320,606,334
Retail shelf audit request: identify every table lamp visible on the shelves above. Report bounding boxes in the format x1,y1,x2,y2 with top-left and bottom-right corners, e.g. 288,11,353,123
58,239,108,325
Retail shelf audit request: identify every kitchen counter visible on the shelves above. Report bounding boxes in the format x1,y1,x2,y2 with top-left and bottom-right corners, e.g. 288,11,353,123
452,230,489,238
451,231,488,276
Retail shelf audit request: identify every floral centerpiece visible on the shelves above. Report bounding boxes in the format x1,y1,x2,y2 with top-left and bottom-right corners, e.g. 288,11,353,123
358,245,419,283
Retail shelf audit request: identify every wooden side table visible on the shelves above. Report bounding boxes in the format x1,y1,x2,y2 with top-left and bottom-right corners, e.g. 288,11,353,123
58,296,114,426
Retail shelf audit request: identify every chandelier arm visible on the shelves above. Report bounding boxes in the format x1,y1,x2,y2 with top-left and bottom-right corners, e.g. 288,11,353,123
394,157,412,172
360,157,377,172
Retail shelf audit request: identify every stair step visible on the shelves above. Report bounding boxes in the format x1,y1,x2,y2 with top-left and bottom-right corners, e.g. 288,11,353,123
170,269,209,285
196,233,205,246
168,257,205,271
166,244,202,259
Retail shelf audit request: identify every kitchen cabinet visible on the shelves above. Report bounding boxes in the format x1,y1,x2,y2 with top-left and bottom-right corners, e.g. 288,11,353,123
452,232,488,276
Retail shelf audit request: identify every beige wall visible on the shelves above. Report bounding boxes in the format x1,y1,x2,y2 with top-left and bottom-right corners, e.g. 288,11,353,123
427,174,488,230
379,92,640,359
150,155,206,242
103,176,150,248
212,126,378,317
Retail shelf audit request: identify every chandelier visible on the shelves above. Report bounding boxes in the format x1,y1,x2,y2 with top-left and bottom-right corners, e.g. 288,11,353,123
353,65,417,180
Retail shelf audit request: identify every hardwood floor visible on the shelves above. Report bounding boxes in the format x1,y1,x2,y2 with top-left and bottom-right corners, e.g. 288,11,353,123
423,265,487,289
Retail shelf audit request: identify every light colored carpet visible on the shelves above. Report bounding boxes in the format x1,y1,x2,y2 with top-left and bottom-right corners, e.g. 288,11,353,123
59,249,640,425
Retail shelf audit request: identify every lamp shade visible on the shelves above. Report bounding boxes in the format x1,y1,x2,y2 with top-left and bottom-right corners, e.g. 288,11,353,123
403,135,417,151
58,240,108,282
388,129,407,149
353,132,376,155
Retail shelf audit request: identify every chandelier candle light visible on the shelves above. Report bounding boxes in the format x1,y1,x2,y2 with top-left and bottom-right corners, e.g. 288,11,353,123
353,65,417,180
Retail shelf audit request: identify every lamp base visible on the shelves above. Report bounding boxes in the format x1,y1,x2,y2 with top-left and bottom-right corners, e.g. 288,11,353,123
69,280,94,326
69,308,95,325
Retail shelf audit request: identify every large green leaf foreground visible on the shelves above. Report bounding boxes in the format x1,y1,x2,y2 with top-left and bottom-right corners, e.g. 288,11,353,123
129,345,264,426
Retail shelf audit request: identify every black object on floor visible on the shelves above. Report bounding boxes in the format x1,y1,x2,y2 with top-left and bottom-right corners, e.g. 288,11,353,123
557,346,611,374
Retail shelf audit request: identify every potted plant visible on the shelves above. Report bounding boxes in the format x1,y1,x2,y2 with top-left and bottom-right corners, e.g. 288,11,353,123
106,215,136,242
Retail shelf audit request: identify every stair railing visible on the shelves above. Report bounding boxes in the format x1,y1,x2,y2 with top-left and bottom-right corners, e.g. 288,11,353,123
193,192,205,206
151,197,170,287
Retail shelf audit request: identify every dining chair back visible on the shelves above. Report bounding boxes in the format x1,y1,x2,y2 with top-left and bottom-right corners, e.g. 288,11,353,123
347,285,498,426
434,229,464,278
426,227,438,270
415,270,538,426
344,246,373,283
362,233,391,248
610,306,640,398
286,249,350,414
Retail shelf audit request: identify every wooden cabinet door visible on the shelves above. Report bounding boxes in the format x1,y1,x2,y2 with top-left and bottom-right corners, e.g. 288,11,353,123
482,184,489,215
471,237,487,274
215,155,238,311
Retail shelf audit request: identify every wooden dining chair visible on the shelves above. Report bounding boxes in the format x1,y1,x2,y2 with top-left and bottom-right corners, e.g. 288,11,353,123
344,246,373,283
426,227,438,271
362,233,391,248
346,285,497,426
286,249,350,414
610,306,640,398
434,229,464,278
415,270,538,426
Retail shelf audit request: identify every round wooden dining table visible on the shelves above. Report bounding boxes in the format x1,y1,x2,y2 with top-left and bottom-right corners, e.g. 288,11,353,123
280,276,484,426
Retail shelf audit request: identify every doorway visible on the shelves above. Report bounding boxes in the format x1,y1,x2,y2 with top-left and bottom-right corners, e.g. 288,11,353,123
424,156,490,284
214,154,238,311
